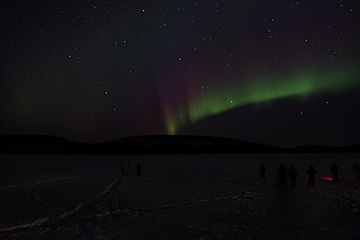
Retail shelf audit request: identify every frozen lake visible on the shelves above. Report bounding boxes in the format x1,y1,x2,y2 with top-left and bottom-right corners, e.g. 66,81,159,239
1,153,360,239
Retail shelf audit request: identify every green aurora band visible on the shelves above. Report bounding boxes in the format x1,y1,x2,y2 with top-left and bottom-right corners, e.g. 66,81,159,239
165,67,360,134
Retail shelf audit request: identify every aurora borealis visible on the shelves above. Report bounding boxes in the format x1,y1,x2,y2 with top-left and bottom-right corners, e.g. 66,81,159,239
1,0,360,146
165,67,360,134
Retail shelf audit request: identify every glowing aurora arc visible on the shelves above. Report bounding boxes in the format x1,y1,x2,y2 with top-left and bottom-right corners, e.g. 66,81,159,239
165,68,360,134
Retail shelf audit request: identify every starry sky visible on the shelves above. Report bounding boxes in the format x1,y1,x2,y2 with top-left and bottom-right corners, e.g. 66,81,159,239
1,0,360,146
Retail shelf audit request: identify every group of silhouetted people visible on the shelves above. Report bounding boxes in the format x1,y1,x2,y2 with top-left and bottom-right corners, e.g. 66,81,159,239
259,162,340,188
121,162,142,176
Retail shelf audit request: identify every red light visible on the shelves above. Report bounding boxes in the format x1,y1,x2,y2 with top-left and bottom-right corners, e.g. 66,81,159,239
323,177,333,181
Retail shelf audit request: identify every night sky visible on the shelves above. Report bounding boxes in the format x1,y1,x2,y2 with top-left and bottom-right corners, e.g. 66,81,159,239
1,0,360,146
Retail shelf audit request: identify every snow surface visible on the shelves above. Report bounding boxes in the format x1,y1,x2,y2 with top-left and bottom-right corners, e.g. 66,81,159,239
0,153,359,239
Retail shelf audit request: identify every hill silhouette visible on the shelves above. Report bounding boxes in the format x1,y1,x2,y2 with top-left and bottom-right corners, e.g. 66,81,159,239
0,135,81,153
0,135,359,154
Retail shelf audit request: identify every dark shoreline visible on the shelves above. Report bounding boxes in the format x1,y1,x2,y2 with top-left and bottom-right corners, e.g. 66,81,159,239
1,135,359,154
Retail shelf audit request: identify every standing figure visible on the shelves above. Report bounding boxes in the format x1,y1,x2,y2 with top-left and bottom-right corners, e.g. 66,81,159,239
307,165,316,188
353,164,358,183
259,164,266,179
121,164,125,175
277,164,287,186
136,163,142,176
353,164,357,178
330,162,339,182
289,166,297,187
353,164,360,183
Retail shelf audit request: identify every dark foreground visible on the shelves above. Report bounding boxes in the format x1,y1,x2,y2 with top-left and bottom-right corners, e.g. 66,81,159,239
0,154,360,239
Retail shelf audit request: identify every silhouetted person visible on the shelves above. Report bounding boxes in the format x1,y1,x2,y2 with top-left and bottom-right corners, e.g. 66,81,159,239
136,163,142,176
330,162,339,182
307,165,316,188
353,164,357,176
259,164,266,179
121,164,125,175
352,164,360,183
289,166,297,187
277,164,287,186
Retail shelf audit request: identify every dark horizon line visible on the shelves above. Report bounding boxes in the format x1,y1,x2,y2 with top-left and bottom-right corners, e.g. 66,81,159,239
0,134,359,154
2,133,359,147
